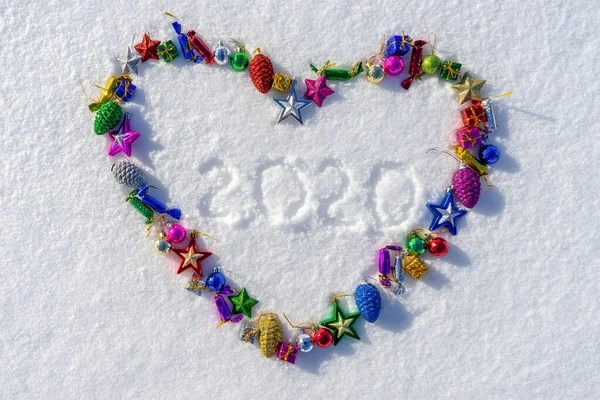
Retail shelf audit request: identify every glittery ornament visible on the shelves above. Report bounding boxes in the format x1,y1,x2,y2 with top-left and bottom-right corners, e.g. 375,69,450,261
157,40,179,62
312,327,333,348
187,30,215,64
108,113,140,157
126,189,154,224
428,237,449,257
170,20,203,63
94,102,122,135
272,80,312,124
479,144,501,164
383,56,404,76
113,77,136,103
259,313,283,358
249,49,274,94
453,167,481,209
240,322,258,344
296,333,313,352
440,60,462,81
456,126,483,149
378,247,391,274
402,254,429,279
272,72,293,92
171,230,212,276
365,61,385,83
136,186,182,220
228,288,259,318
451,72,486,105
165,223,186,243
304,75,334,107
482,98,497,132
384,33,412,57
454,146,488,176
277,343,299,364
215,294,233,326
393,255,406,295
320,301,361,345
154,232,171,254
401,40,427,90
213,40,230,65
427,190,467,235
134,33,161,62
462,104,488,128
186,274,205,296
206,267,227,291
355,283,381,323
111,161,147,188
407,235,427,255
310,60,363,81
422,54,441,75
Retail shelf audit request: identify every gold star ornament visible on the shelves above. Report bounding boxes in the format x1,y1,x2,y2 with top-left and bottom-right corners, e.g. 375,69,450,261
451,72,486,105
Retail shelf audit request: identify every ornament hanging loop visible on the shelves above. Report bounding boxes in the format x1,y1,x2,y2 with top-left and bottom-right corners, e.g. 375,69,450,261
228,38,246,52
428,32,437,54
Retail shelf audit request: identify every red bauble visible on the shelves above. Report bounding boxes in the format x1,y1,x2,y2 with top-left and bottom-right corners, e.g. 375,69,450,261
428,237,449,257
312,327,334,348
249,50,274,94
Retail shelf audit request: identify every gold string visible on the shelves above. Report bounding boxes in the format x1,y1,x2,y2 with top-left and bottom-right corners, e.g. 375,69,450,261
316,60,337,75
428,32,437,54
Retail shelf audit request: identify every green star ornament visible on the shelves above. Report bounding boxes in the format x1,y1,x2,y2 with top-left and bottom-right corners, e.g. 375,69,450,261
228,288,259,318
320,301,361,345
451,72,486,104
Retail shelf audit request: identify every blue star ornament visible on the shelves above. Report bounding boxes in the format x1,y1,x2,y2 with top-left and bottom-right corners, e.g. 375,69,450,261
272,80,312,124
426,189,467,235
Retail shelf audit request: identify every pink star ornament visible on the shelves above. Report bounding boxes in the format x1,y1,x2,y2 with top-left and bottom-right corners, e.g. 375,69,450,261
108,112,140,157
304,75,334,107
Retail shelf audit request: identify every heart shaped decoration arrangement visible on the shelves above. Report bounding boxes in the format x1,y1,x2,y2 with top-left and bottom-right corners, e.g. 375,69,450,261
84,13,508,364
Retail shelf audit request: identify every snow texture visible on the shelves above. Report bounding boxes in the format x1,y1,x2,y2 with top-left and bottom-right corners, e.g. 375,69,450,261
0,0,599,399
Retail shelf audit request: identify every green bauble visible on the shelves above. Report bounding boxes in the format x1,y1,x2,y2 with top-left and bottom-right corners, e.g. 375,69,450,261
94,102,122,135
421,55,442,75
407,236,427,255
230,51,249,71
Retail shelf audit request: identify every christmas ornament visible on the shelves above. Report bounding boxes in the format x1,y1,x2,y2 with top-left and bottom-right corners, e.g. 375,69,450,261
272,72,293,92
113,76,136,103
365,61,385,83
108,112,140,157
94,101,122,135
154,232,171,254
312,327,333,348
277,343,299,364
171,230,212,276
165,223,186,243
320,301,361,345
383,56,404,76
479,144,501,164
453,167,481,209
272,80,312,124
134,33,160,62
440,60,462,81
401,39,427,90
393,255,406,295
157,40,179,62
170,19,203,63
126,189,154,224
421,33,441,75
206,267,227,291
186,274,205,296
461,104,487,128
187,30,215,64
259,313,283,358
384,32,412,57
229,41,249,71
116,46,141,75
378,247,391,274
249,48,274,94
228,288,259,318
310,60,363,81
454,145,488,176
213,40,230,65
303,75,334,107
136,186,182,220
456,126,483,149
296,333,313,352
402,254,429,279
407,234,427,255
426,189,467,235
111,161,147,189
451,72,486,104
428,237,449,257
355,283,381,323
240,322,258,343
481,98,497,132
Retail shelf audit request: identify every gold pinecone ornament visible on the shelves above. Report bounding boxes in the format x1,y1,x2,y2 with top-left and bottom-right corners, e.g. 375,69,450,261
258,313,282,358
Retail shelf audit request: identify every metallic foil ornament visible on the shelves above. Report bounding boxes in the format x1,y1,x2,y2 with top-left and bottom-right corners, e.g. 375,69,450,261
384,32,412,57
215,294,233,326
461,104,488,128
167,16,204,63
228,288,259,318
126,189,154,224
451,72,487,104
272,72,293,92
393,255,406,295
303,75,334,107
456,126,483,149
312,327,333,347
157,40,179,62
154,232,171,254
165,223,186,243
134,33,161,62
239,322,259,344
383,56,404,76
407,234,427,255
378,247,391,274
277,343,299,364
136,186,182,220
259,313,283,358
422,54,441,75
320,301,361,345
440,60,462,81
213,40,231,65
94,101,122,135
171,230,212,275
454,145,488,176
365,61,385,83
428,237,449,257
426,189,467,235
206,267,227,291
296,332,313,352
272,80,312,124
108,112,140,157
453,167,481,209
355,283,381,323
310,60,363,81
249,48,274,94
186,274,205,296
187,30,215,64
401,40,427,90
482,98,498,132
229,41,249,71
111,160,147,188
116,46,141,75
402,254,429,279
479,144,501,164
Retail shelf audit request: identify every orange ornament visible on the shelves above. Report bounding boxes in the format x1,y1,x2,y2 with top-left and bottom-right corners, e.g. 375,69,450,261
249,49,274,94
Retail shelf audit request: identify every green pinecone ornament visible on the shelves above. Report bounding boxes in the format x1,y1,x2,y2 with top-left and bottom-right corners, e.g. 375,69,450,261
94,102,122,135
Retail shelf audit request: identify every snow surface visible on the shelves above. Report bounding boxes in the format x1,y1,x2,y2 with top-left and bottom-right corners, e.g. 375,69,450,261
1,0,599,399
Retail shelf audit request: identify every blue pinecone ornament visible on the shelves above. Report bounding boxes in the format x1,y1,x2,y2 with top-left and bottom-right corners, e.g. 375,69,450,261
355,283,381,323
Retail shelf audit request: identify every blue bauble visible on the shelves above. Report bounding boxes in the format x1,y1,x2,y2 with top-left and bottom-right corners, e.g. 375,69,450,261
355,283,382,323
206,269,226,291
479,144,501,164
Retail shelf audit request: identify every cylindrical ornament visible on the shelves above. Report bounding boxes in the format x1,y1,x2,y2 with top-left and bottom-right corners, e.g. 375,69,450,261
378,248,391,274
187,30,214,64
249,49,274,94
401,40,427,90
453,167,481,209
259,313,282,358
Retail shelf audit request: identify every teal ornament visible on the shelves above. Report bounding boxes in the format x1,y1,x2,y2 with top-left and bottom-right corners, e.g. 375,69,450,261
355,283,381,323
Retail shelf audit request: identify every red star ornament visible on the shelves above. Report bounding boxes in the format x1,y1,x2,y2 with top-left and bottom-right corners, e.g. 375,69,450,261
134,33,161,62
171,231,212,276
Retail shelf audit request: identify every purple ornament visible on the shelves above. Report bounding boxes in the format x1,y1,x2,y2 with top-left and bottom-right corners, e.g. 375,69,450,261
215,294,232,325
383,56,404,76
108,113,140,157
386,245,403,252
166,223,186,243
378,248,391,274
453,167,481,209
304,75,334,107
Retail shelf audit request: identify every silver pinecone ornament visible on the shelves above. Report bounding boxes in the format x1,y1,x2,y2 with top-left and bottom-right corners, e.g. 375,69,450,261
111,161,147,188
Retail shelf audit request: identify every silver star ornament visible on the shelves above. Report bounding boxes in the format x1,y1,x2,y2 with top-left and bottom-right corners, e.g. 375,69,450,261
272,80,312,124
116,47,142,75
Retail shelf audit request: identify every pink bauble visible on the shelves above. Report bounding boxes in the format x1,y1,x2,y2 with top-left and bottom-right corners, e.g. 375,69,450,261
166,224,186,243
383,56,405,76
